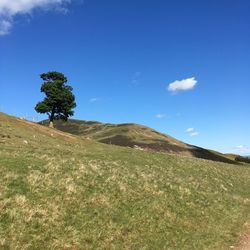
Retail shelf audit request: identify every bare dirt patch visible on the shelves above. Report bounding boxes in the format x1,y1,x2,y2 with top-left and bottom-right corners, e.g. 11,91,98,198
234,221,250,250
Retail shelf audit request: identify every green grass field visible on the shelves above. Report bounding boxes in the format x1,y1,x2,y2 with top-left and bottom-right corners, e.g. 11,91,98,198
0,112,250,249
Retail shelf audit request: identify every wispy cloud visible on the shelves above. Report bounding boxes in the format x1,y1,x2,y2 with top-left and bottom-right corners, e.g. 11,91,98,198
235,145,250,154
186,127,194,133
168,77,197,93
89,97,100,103
0,0,72,36
131,71,141,85
155,114,166,119
0,19,11,35
185,127,199,137
189,131,199,137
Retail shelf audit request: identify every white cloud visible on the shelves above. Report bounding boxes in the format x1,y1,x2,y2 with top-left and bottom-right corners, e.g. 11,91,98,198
0,0,72,35
89,97,100,103
155,114,166,119
186,127,194,133
185,127,199,137
168,77,197,92
189,131,199,137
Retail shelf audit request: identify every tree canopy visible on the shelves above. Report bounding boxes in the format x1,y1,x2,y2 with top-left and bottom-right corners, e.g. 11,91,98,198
35,71,76,127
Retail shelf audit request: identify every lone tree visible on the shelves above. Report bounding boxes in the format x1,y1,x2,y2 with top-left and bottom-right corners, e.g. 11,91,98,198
35,71,76,128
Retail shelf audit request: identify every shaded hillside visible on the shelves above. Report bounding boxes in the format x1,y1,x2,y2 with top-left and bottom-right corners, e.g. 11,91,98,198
235,156,250,164
40,119,237,164
1,112,250,249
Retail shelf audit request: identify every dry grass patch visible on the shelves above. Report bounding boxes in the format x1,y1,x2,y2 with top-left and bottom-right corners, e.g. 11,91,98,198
0,112,249,249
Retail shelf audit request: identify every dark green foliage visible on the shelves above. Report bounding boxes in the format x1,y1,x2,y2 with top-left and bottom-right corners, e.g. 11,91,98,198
35,72,76,126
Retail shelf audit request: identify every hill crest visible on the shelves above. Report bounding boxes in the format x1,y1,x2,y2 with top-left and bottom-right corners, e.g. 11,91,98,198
39,118,237,164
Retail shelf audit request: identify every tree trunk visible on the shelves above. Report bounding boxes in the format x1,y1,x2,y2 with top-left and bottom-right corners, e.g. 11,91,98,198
49,121,54,128
49,109,55,128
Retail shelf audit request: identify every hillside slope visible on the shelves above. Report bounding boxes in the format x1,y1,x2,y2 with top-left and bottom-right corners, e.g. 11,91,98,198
40,118,237,164
1,112,250,249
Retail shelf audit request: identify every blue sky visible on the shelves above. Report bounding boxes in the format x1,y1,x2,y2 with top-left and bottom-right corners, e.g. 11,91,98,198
0,0,249,155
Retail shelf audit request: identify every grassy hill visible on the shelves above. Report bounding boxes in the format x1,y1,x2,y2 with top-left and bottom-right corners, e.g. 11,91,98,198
40,118,238,164
1,112,250,249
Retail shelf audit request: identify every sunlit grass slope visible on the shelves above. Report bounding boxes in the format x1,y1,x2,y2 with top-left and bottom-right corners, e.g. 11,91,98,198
1,112,250,249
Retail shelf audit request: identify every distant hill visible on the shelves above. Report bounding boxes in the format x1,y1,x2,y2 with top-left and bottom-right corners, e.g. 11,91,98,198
40,119,237,164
